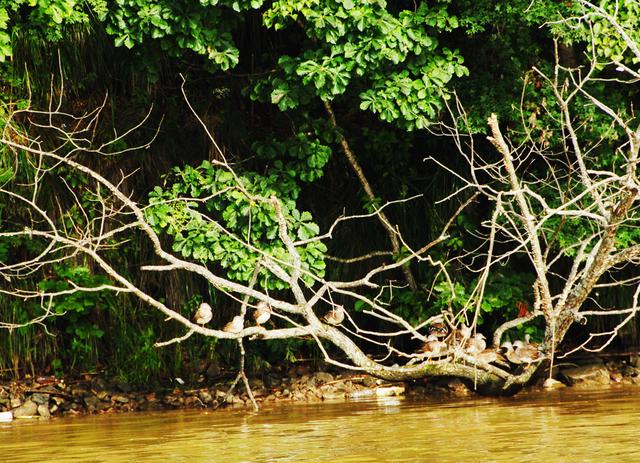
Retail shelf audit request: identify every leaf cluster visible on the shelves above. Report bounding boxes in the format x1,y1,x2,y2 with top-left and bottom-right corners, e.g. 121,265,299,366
146,161,327,288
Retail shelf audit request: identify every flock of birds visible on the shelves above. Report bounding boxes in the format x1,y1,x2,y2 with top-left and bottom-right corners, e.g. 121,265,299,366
191,301,345,333
419,321,546,367
192,301,273,333
192,302,540,368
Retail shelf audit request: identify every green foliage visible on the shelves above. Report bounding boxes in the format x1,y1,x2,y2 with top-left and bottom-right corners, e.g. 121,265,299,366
253,131,333,183
255,0,468,129
146,161,327,288
354,287,435,325
556,1,640,65
426,270,545,340
115,326,163,384
0,0,97,61
99,0,265,71
430,271,535,324
262,338,308,365
37,265,110,368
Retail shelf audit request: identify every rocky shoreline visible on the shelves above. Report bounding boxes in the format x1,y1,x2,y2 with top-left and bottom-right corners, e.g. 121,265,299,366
1,356,639,421
0,367,406,421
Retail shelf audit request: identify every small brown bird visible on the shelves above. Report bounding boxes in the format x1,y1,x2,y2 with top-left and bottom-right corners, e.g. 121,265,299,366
513,340,545,365
465,333,487,355
419,334,447,357
428,316,449,338
322,305,345,325
194,302,213,326
223,315,244,333
454,324,472,344
500,342,523,365
501,341,545,366
253,301,272,326
475,348,509,367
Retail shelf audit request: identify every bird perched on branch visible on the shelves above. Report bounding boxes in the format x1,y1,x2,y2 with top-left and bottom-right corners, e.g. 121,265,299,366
429,321,449,339
512,340,546,365
453,324,472,343
418,334,447,357
501,340,546,366
322,305,345,325
194,302,213,326
500,341,523,365
475,348,508,367
223,315,244,333
465,333,487,355
253,301,272,326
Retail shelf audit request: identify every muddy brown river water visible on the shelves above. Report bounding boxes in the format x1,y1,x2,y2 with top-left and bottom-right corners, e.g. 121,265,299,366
1,386,639,462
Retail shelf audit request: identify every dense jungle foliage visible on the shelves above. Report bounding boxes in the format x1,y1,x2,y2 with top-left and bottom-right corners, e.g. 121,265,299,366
1,0,638,386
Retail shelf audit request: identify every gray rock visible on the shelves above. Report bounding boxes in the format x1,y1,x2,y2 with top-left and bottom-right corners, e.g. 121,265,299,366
13,400,38,418
335,381,353,392
112,395,130,404
37,404,51,419
229,395,244,404
30,393,50,405
561,364,611,386
445,378,469,395
321,390,345,400
373,386,405,397
184,396,201,407
198,390,213,404
314,372,334,384
543,378,567,389
84,396,100,408
362,376,378,387
10,397,22,408
349,389,376,399
97,401,112,411
71,386,89,398
91,377,108,391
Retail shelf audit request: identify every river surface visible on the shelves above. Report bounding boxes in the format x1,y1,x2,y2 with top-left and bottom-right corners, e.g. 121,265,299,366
2,386,640,462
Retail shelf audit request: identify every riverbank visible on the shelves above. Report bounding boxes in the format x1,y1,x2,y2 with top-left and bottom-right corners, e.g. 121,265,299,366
2,356,639,421
0,367,405,421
